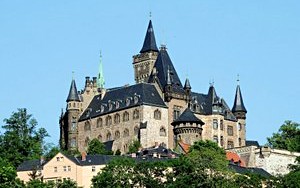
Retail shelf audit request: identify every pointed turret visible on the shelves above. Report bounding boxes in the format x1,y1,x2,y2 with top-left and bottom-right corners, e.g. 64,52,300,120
66,79,80,102
97,51,105,90
184,78,191,90
208,84,217,104
232,84,247,114
140,20,159,53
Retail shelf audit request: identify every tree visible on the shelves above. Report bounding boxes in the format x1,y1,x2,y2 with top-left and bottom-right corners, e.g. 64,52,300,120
87,138,112,155
187,140,228,171
128,140,141,154
0,158,24,188
267,120,300,152
0,108,49,168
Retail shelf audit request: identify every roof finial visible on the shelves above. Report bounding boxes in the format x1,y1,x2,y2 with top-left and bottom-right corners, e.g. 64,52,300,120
237,74,240,85
72,71,75,80
149,11,152,19
97,50,105,89
209,78,214,87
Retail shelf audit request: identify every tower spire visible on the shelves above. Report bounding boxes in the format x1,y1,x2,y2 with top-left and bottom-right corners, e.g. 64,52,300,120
97,51,105,89
232,78,247,114
66,77,80,102
140,20,159,53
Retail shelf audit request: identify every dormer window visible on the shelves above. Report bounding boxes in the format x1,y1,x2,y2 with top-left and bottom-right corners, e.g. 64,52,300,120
126,98,130,106
100,105,104,113
116,101,120,109
134,96,139,104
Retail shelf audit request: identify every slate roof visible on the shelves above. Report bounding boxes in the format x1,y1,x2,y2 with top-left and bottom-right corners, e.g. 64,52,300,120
17,159,46,172
140,20,159,53
148,46,184,93
79,83,167,121
232,85,247,113
183,78,191,90
229,163,271,178
171,108,204,125
190,86,237,121
66,79,80,102
246,140,260,148
136,145,179,158
66,154,114,166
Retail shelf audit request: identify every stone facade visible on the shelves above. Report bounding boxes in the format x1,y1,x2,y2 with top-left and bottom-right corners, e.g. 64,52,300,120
228,146,300,175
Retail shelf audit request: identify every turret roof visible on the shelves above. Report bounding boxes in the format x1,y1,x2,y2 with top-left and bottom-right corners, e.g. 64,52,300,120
171,108,204,125
66,79,80,102
140,20,159,53
232,85,247,113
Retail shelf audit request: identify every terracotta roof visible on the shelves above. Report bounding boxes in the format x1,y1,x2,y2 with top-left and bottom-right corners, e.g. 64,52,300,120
178,141,191,154
226,151,245,167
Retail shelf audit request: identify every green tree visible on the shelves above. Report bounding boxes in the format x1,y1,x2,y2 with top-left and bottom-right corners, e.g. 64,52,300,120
128,139,141,154
187,140,228,171
0,108,49,168
56,179,78,188
267,120,300,152
87,138,112,155
0,158,24,188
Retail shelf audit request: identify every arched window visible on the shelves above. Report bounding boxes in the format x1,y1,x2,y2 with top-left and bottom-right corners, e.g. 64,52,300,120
134,126,139,136
123,111,129,122
71,117,77,131
154,109,161,120
70,138,76,148
220,136,224,147
84,121,91,131
239,138,242,146
114,113,120,124
159,127,166,136
115,131,120,139
98,134,103,142
106,132,112,141
84,137,90,147
123,128,129,137
133,109,139,120
106,116,112,126
97,118,102,128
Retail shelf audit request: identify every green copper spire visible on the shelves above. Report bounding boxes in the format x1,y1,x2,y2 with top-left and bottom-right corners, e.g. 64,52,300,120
97,51,105,89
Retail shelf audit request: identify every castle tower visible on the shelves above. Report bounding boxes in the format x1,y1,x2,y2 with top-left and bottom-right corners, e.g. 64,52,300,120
232,81,247,147
60,78,81,150
172,108,204,146
97,51,106,99
133,20,159,83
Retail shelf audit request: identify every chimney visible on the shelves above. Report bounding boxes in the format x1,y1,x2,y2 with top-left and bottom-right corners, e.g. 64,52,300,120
131,153,136,158
40,156,45,165
92,77,97,86
81,152,87,161
85,77,90,87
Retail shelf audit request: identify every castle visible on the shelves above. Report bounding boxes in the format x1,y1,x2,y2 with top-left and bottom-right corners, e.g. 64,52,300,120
59,20,247,154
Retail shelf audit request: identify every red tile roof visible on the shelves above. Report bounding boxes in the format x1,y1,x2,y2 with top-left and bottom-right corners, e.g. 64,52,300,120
226,151,245,167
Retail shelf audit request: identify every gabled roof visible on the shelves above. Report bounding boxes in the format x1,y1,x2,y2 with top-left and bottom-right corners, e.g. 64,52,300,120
226,151,246,167
17,159,45,172
232,85,247,113
178,141,191,154
229,163,271,178
246,140,260,148
172,108,204,125
140,20,159,53
148,46,183,93
66,79,80,102
79,83,167,121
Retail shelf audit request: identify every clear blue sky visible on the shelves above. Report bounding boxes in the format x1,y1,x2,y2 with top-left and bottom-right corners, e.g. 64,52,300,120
1,1,299,146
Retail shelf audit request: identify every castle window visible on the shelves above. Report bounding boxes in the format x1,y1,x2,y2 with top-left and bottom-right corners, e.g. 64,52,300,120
154,109,161,120
239,138,242,146
97,118,102,128
114,113,120,124
92,166,96,172
220,120,224,130
115,131,120,139
123,128,129,137
133,109,139,120
238,123,242,131
227,126,233,136
123,111,129,122
173,106,181,120
227,141,234,149
213,119,218,129
70,138,76,148
84,121,91,131
126,98,130,106
106,116,112,126
54,167,57,173
213,135,218,143
84,137,90,147
134,126,139,136
106,132,112,141
71,118,77,131
160,127,166,137
98,134,102,142
220,136,224,147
